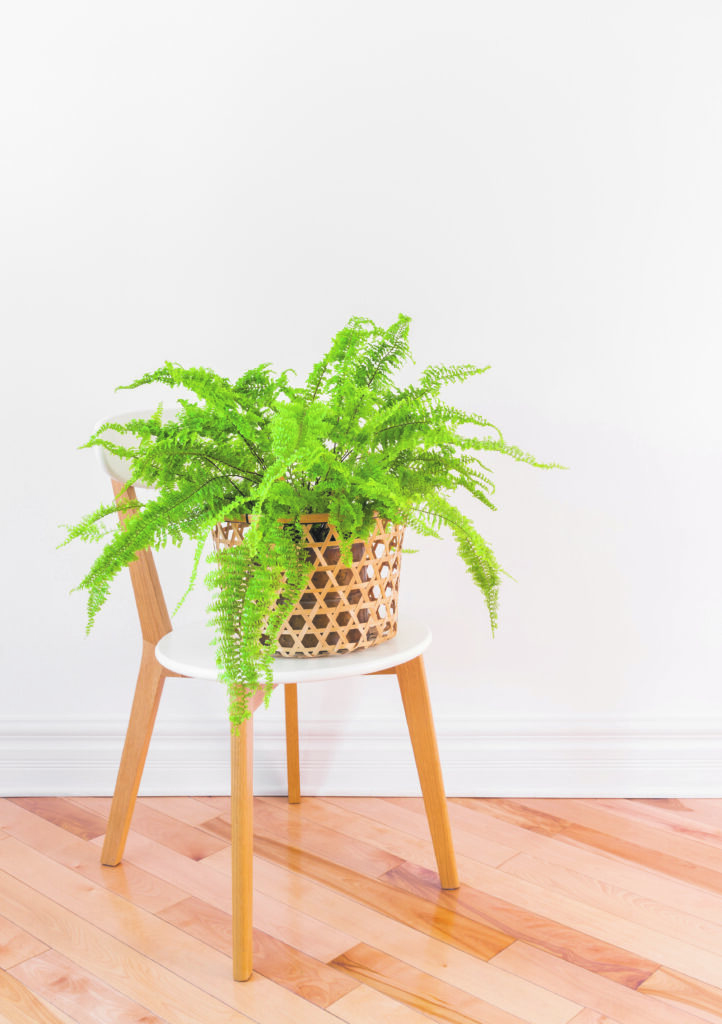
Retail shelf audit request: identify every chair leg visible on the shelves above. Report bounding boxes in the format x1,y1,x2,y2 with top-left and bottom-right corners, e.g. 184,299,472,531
284,684,301,804
231,715,254,981
101,644,166,866
397,654,459,890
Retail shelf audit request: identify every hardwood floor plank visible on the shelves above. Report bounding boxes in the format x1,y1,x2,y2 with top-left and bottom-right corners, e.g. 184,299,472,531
262,795,513,882
447,797,570,837
492,941,712,1024
11,949,168,1023
0,838,338,1023
323,796,517,865
568,1011,622,1024
137,795,225,827
252,832,515,961
593,799,722,852
0,913,48,969
638,968,722,1023
74,796,228,862
256,798,406,877
0,797,187,914
294,795,458,873
674,801,722,829
560,822,722,899
206,797,405,879
434,797,722,929
251,856,583,1022
411,836,722,989
519,799,722,875
0,971,78,1024
331,941,580,1024
98,827,356,963
160,895,359,1008
502,852,722,956
0,866,257,1023
329,984,439,1022
195,796,232,813
382,860,658,988
5,795,722,1023
8,798,106,842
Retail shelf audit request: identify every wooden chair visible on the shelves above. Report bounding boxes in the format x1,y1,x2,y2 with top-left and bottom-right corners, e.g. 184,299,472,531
96,417,459,982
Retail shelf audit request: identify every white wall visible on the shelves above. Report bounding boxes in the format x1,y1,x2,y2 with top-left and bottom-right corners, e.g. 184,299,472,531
2,1,721,794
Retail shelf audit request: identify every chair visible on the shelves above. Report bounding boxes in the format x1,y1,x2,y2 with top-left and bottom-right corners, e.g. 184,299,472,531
95,415,459,982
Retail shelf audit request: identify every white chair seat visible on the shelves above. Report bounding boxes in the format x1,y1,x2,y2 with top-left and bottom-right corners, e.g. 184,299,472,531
155,617,432,683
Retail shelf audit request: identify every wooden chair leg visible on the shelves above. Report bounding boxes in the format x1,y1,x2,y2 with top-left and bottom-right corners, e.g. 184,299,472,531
101,644,166,866
284,684,301,804
397,654,459,890
231,715,254,982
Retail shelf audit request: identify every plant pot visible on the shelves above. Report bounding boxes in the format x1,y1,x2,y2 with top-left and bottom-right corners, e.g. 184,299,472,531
211,513,404,658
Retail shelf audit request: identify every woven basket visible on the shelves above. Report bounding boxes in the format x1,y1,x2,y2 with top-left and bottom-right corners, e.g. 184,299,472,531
211,514,404,658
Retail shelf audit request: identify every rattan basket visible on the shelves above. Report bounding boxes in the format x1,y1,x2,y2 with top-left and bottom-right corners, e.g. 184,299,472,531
211,513,404,658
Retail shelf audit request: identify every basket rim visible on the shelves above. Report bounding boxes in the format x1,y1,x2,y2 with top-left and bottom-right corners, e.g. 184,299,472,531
217,511,396,527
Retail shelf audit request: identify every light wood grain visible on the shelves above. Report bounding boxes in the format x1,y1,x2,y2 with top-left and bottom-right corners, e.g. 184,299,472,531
448,796,569,837
100,479,176,868
5,795,722,1022
519,798,722,876
202,798,405,879
11,949,168,1024
593,798,722,852
140,795,224,827
253,831,513,960
0,913,47,969
1,795,187,913
382,860,658,988
638,967,722,1024
251,856,582,1022
0,839,338,1023
568,1011,622,1024
268,795,476,877
100,643,167,866
331,941,579,1024
502,851,722,957
329,984,434,1023
251,796,405,878
0,970,78,1024
284,684,301,804
9,798,106,841
0,865,256,1024
323,795,520,866
432,796,722,929
160,895,358,1008
93,822,357,963
675,800,722,829
438,836,722,989
231,716,254,981
492,941,713,1024
396,655,459,889
84,796,227,861
560,821,722,899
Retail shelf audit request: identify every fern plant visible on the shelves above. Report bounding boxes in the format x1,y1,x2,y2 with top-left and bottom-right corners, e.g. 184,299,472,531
65,314,562,727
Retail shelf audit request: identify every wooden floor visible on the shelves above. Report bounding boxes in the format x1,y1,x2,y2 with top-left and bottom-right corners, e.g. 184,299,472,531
1,797,722,1023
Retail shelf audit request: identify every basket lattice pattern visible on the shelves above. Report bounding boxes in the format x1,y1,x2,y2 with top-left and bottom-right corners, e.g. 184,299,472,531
211,514,404,658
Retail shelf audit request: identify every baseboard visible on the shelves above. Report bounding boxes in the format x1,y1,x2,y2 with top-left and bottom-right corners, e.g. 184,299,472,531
2,715,722,797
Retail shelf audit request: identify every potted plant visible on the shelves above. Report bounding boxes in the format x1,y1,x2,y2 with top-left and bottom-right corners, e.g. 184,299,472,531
65,314,561,726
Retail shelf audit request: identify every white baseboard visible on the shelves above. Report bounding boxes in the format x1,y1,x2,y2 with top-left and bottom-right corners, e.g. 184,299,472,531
2,715,722,797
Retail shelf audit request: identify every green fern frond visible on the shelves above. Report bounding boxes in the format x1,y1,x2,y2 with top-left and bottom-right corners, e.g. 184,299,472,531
65,312,564,724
